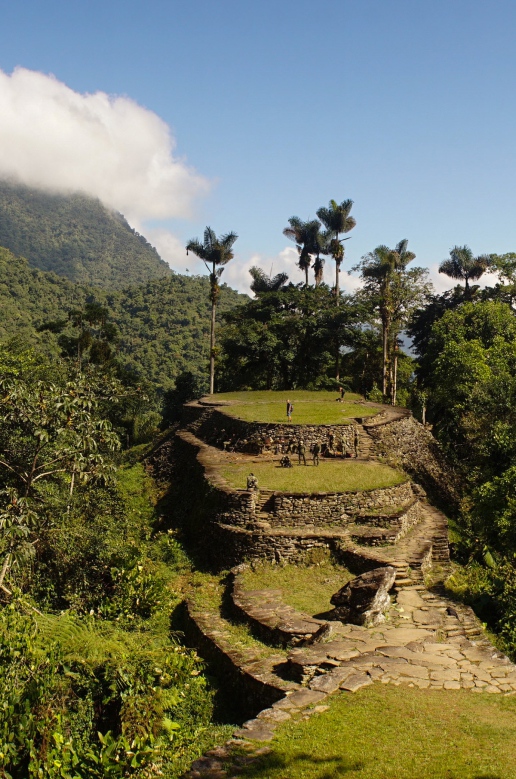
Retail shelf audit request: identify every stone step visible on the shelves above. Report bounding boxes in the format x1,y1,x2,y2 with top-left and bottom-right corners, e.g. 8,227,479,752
394,578,414,587
348,524,399,547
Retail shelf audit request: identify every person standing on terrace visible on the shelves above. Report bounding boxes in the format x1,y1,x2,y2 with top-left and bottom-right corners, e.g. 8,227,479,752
286,399,293,422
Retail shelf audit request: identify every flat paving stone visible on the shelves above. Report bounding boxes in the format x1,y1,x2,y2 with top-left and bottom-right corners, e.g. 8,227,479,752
380,627,434,643
412,609,443,626
340,673,373,692
430,669,461,682
443,681,461,690
285,689,327,707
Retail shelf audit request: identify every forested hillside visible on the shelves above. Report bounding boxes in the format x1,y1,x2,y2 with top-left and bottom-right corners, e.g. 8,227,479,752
0,246,245,389
0,179,173,288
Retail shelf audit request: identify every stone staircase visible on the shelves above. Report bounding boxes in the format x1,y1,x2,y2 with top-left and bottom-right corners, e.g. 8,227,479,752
354,423,376,460
254,490,275,525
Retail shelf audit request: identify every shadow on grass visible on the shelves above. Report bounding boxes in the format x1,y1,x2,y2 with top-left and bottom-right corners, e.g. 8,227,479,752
234,752,504,779
233,751,363,778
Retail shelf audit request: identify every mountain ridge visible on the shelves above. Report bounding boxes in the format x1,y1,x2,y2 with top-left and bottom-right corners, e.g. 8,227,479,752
0,179,173,288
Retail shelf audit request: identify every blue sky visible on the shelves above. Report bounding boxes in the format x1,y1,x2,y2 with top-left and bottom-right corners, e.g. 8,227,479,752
0,0,515,292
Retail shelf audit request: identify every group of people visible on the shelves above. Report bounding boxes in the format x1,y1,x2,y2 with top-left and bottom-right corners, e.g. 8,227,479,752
280,438,321,467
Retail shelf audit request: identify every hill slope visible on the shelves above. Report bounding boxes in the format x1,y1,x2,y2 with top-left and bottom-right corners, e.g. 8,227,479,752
0,246,246,390
0,179,172,288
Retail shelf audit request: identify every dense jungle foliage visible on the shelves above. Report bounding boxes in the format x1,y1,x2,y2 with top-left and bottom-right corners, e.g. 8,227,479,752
0,346,230,778
0,246,245,391
0,180,172,288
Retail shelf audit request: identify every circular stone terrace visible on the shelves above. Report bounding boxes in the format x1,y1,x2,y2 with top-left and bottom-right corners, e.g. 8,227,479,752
192,389,407,494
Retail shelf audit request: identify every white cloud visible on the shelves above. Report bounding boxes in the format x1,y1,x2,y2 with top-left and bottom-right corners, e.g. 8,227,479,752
216,246,366,296
0,67,210,224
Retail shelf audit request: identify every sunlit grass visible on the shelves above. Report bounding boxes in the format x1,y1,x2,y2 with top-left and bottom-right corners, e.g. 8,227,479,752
235,685,516,778
241,558,353,615
220,460,407,493
207,390,378,424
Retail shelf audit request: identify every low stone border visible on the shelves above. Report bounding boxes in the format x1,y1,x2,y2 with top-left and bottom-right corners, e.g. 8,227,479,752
229,565,330,647
181,599,299,722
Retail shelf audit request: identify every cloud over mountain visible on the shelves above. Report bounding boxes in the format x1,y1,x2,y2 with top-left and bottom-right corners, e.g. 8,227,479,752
0,68,210,224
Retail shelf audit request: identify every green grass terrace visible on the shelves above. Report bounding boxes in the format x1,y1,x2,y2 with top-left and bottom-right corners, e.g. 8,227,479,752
219,460,407,493
205,390,379,425
232,685,516,779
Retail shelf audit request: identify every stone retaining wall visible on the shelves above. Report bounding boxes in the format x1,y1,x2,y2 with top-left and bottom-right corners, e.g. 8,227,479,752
229,565,330,647
210,523,342,567
177,429,414,531
180,600,294,721
269,482,414,526
365,415,461,511
184,403,358,454
355,499,422,540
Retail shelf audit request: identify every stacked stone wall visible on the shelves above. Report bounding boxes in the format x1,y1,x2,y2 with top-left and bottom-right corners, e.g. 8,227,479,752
184,403,357,454
176,430,414,533
209,523,340,566
180,600,291,720
365,415,461,511
270,482,413,527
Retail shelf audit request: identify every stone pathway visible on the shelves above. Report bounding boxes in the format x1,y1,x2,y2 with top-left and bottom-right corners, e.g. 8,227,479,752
182,582,516,777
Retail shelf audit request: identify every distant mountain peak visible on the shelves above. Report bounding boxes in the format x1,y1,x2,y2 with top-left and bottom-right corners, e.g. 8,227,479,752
0,179,173,289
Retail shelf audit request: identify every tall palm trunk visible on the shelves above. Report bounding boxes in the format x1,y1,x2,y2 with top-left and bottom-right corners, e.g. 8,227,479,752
335,241,341,381
382,315,390,400
391,341,398,406
382,326,388,397
209,300,216,394
209,277,216,395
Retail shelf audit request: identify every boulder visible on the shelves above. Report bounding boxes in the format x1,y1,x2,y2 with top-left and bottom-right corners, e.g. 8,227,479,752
328,566,396,627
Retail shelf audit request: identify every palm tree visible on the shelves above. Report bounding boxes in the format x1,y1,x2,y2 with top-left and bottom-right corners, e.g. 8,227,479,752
249,266,289,295
186,227,238,394
316,199,356,303
439,246,491,291
283,217,321,286
361,240,416,401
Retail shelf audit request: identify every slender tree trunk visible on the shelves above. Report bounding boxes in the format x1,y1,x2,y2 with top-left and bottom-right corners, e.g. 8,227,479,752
334,246,341,380
305,266,309,287
210,298,216,395
0,553,10,588
382,322,389,399
392,344,398,406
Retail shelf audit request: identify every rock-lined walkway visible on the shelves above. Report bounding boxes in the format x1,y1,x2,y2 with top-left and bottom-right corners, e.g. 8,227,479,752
183,583,516,778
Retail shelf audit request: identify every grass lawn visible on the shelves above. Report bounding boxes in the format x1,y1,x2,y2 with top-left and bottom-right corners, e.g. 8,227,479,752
241,558,353,615
209,390,378,425
235,684,516,778
220,460,407,493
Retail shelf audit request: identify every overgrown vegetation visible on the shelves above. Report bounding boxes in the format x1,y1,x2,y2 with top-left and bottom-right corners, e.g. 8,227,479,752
0,179,172,288
0,347,232,778
0,245,244,391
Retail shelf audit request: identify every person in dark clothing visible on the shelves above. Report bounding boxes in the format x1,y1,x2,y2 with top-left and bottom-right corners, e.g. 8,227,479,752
246,473,258,490
297,439,307,465
312,441,320,466
286,399,293,422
